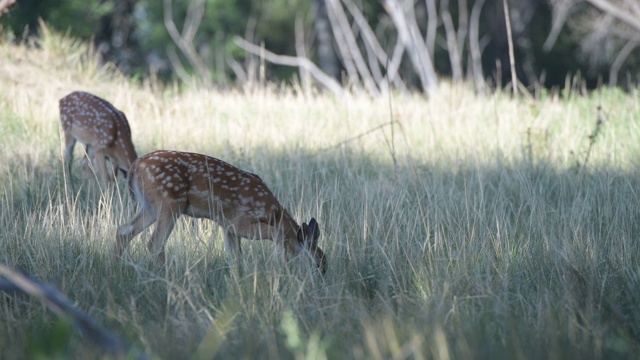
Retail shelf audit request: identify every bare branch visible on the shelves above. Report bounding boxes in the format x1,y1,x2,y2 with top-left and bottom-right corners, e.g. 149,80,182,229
384,0,439,94
243,15,259,85
234,37,345,96
226,56,247,83
341,0,388,89
441,0,463,82
363,35,385,91
325,0,360,85
609,37,640,86
327,0,379,95
386,40,409,93
0,0,16,17
342,0,407,91
167,46,192,84
183,0,205,43
163,0,212,87
295,15,311,92
469,0,487,92
586,0,640,33
503,0,518,96
456,0,469,52
543,0,579,51
425,0,438,56
319,121,399,152
405,0,439,90
628,0,640,16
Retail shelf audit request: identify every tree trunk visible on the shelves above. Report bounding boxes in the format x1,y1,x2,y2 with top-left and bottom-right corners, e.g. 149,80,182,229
98,0,139,75
311,0,340,80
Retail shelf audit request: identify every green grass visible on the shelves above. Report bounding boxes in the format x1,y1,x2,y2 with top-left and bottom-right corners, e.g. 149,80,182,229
1,27,640,359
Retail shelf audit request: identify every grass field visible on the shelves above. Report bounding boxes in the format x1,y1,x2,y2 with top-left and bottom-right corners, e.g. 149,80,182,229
2,28,640,359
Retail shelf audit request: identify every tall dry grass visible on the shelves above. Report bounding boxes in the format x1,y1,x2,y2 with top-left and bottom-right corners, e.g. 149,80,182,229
1,26,640,359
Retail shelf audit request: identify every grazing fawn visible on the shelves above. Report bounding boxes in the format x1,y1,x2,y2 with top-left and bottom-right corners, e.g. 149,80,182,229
59,91,138,186
116,150,327,274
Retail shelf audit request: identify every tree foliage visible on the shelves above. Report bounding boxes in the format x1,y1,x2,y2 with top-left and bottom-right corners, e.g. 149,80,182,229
1,0,638,92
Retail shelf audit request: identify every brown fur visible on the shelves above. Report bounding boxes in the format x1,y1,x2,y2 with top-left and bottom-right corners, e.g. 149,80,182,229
116,150,327,273
59,91,137,185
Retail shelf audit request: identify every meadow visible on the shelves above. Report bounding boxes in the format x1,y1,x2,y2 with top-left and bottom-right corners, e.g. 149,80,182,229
1,28,640,359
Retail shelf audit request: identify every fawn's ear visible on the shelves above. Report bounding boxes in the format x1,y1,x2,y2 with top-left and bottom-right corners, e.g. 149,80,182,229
297,218,320,247
307,218,320,241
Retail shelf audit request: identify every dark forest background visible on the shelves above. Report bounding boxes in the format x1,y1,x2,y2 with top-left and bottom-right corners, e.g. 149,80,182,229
1,0,639,94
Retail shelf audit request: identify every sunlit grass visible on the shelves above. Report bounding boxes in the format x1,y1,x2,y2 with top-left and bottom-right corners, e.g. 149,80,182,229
1,26,640,359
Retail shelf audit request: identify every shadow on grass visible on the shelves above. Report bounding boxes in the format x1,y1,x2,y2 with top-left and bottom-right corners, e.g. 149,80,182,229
2,146,640,359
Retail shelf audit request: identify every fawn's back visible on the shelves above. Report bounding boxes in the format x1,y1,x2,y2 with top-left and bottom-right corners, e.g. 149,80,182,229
131,150,289,231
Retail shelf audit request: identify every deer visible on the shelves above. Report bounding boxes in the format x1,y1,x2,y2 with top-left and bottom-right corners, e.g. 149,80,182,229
59,91,138,186
115,150,327,274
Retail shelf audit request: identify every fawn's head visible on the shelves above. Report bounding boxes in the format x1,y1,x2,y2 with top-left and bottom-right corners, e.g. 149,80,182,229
296,218,327,274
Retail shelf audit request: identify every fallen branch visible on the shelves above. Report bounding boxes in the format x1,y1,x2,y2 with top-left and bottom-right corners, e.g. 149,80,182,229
319,120,399,152
234,37,345,96
0,264,146,359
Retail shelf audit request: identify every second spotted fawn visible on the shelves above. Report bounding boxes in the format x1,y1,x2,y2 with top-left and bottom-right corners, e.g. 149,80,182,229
59,91,137,186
